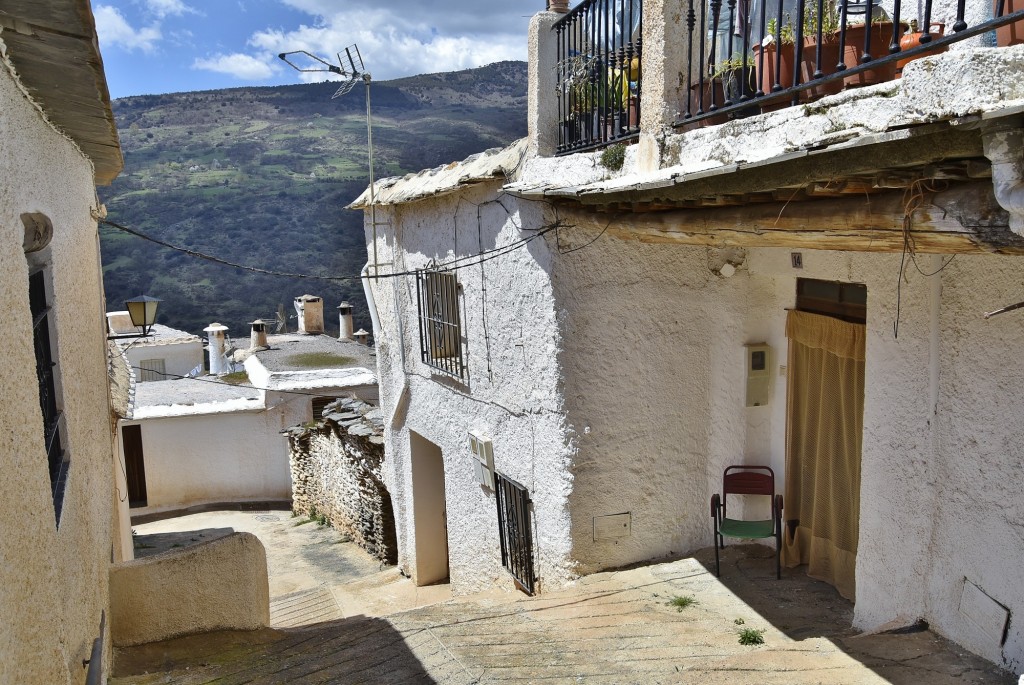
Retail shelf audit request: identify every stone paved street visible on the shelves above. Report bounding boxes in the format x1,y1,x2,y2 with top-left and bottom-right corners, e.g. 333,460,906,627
113,512,1017,684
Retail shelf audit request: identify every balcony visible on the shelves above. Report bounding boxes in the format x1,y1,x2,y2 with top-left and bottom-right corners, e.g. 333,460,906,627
540,0,1024,157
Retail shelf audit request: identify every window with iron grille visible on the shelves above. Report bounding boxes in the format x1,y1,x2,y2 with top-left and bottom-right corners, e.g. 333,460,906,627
30,268,67,524
495,472,536,595
415,269,467,381
138,358,166,382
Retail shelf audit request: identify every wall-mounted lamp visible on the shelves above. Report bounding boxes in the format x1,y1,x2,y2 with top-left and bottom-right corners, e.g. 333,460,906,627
109,295,161,339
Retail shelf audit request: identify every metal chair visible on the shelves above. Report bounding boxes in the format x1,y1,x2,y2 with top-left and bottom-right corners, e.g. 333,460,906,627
710,465,784,579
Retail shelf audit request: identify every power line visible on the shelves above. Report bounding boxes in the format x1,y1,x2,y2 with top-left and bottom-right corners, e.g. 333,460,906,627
98,216,566,281
131,365,366,399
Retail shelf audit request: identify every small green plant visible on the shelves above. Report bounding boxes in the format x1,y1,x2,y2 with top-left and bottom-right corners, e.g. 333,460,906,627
734,617,745,625
738,628,766,645
668,595,698,611
315,513,328,526
220,371,249,385
292,518,314,527
600,144,627,172
285,352,357,369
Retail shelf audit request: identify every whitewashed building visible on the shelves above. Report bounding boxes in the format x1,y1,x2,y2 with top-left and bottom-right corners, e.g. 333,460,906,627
116,302,377,516
0,2,126,681
356,0,1024,674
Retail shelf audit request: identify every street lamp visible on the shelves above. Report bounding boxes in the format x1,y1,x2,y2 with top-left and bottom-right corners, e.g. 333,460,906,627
111,295,161,338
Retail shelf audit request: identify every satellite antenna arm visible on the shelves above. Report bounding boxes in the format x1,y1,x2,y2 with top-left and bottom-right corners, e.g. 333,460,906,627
278,50,345,75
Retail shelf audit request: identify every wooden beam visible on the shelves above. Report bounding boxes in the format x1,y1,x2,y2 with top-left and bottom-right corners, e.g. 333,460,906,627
559,181,1024,255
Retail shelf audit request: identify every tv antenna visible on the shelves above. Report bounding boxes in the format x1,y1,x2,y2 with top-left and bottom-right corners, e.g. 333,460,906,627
278,45,366,98
278,44,380,278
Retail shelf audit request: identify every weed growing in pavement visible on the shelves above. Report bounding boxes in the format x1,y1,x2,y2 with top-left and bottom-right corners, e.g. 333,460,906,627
668,595,698,611
738,628,766,645
734,618,745,625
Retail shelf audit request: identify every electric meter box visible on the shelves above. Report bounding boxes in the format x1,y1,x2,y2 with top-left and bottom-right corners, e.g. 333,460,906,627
468,430,495,489
745,343,772,407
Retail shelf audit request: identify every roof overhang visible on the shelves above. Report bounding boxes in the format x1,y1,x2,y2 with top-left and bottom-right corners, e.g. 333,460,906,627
1,0,123,184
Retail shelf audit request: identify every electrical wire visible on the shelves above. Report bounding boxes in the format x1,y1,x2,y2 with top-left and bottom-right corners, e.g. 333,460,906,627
130,365,369,399
893,178,955,339
98,216,565,281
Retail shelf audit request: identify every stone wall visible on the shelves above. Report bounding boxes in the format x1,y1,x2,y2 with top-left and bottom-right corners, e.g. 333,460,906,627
285,398,397,564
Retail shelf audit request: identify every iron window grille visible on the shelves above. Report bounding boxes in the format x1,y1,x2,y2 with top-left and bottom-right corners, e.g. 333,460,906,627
415,268,467,382
30,269,67,523
495,472,537,595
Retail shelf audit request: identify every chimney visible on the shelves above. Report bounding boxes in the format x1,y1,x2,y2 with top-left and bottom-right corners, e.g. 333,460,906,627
294,294,324,334
353,328,370,346
203,323,229,375
548,0,570,11
250,319,268,349
337,302,354,340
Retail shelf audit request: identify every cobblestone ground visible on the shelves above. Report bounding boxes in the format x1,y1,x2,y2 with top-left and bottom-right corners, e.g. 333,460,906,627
112,543,1016,685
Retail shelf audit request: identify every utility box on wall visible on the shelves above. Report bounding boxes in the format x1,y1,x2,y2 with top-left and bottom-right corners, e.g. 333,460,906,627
745,343,772,407
468,430,495,489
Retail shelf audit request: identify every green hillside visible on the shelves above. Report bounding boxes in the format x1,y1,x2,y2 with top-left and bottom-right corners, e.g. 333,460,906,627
99,61,527,338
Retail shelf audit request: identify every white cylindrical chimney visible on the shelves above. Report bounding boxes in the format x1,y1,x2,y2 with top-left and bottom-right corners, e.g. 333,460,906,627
250,319,268,349
294,294,324,334
353,328,370,346
338,302,354,340
203,323,230,375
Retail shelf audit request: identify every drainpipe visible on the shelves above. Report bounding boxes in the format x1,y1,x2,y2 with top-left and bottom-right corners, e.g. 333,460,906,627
982,122,1024,237
361,261,410,427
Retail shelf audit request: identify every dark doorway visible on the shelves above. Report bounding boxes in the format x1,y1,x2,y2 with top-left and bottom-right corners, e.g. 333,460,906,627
122,425,148,508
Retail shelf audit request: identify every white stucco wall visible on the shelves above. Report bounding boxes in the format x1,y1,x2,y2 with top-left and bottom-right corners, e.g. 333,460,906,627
121,408,293,515
368,181,577,595
126,339,203,382
0,51,117,683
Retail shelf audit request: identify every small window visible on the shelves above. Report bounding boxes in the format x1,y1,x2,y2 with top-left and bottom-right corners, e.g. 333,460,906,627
29,268,67,523
796,278,867,324
138,358,166,382
415,269,467,381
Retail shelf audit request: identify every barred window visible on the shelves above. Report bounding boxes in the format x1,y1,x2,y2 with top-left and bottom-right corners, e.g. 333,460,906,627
138,358,166,382
30,268,67,524
415,269,467,381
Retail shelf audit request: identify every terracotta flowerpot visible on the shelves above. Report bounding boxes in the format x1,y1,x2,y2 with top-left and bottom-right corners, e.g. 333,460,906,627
800,38,844,99
841,22,903,88
754,43,797,111
684,79,729,127
895,23,947,77
996,0,1024,46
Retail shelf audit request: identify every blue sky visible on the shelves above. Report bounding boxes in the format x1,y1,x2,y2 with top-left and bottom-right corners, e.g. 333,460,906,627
94,0,545,98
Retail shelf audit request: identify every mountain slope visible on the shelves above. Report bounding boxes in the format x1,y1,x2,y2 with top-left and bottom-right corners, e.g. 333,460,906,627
99,61,527,337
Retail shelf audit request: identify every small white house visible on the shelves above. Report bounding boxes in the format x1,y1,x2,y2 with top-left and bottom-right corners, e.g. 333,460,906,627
117,301,378,517
108,315,204,382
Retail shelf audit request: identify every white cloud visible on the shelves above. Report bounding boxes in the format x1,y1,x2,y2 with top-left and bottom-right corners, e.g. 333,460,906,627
143,0,198,18
95,5,163,53
249,7,525,82
193,53,277,80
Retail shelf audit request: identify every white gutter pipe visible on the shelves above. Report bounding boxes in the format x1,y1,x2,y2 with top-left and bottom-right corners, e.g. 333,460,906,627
360,262,383,341
361,261,410,427
982,123,1024,237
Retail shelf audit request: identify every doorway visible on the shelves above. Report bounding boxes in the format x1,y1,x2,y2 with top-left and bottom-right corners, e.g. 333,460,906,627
122,424,148,508
783,279,866,600
409,431,449,585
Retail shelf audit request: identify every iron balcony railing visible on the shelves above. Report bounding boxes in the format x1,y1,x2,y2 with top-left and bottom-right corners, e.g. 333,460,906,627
555,0,643,155
681,0,1024,125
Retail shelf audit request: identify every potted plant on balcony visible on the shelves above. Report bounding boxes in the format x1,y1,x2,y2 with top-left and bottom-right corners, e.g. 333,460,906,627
838,14,908,87
686,53,756,125
799,2,844,99
753,16,806,111
995,0,1024,46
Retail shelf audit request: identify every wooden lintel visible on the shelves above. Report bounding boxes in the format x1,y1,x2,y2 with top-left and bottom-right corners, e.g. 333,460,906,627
560,181,1024,255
